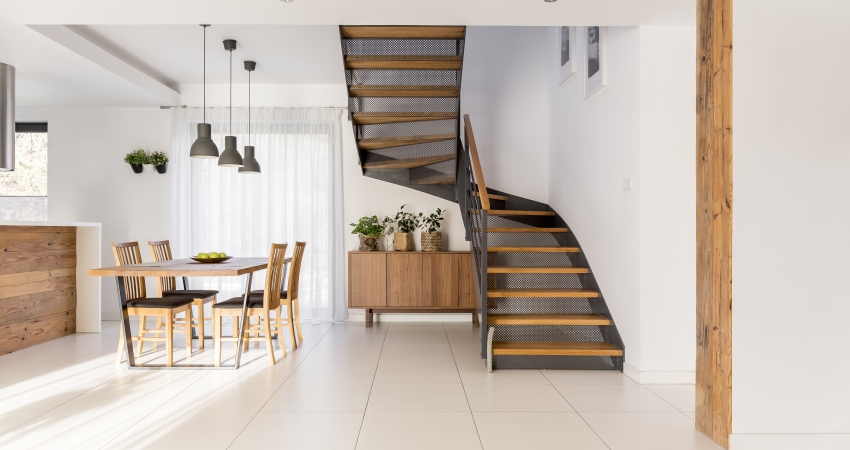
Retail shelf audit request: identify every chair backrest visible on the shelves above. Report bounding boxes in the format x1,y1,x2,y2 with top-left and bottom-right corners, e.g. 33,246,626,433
286,242,307,300
148,240,176,295
112,241,146,301
263,243,289,310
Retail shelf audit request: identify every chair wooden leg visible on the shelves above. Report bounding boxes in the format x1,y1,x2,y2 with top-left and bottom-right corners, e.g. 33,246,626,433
276,309,287,356
293,298,303,343
286,304,297,349
183,310,192,354
214,310,222,367
152,317,162,350
165,312,174,367
197,302,205,350
244,316,251,351
263,310,276,365
232,316,239,357
136,315,146,355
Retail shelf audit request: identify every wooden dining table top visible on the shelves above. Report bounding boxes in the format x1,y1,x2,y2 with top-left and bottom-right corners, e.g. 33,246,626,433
88,257,290,277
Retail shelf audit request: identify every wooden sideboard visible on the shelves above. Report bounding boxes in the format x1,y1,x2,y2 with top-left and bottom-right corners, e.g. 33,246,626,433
348,251,477,326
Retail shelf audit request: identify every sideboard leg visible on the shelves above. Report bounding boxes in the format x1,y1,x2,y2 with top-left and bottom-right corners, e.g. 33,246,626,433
472,310,479,327
365,309,373,327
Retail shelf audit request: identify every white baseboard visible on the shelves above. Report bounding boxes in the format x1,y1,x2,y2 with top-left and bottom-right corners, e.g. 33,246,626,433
729,433,850,450
623,362,695,384
345,311,473,323
102,311,120,321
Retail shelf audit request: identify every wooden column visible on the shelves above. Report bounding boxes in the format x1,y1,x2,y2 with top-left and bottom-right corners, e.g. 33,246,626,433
696,0,733,448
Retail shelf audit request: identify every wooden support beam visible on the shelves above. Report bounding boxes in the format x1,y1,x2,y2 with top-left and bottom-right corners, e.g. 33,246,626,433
696,0,733,447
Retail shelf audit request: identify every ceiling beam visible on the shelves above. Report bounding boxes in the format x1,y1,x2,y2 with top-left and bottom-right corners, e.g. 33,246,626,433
28,25,180,104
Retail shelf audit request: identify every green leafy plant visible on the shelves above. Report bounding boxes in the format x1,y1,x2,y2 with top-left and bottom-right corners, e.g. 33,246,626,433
419,208,445,233
380,216,395,235
149,151,168,166
350,215,386,237
123,149,149,165
392,204,420,233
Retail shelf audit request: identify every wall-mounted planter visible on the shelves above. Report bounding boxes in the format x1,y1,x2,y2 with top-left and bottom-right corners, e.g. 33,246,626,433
130,164,143,174
154,163,167,174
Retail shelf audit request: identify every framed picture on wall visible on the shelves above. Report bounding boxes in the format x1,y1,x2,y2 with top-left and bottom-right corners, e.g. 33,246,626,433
584,26,608,98
558,26,576,84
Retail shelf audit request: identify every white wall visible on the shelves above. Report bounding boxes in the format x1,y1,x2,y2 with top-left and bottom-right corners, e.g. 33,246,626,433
16,107,172,320
547,26,696,382
730,0,850,446
462,26,549,203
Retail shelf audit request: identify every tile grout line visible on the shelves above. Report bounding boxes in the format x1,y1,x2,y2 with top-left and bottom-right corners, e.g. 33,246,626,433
447,323,486,450
641,384,696,419
225,323,335,450
545,375,613,450
352,321,389,450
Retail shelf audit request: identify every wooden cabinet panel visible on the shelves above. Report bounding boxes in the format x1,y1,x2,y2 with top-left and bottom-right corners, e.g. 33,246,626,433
349,253,387,307
387,253,424,307
458,253,476,308
427,254,459,307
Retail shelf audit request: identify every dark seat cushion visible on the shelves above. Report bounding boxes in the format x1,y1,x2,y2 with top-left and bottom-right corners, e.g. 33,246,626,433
212,296,265,309
250,290,287,299
162,289,219,298
128,297,194,308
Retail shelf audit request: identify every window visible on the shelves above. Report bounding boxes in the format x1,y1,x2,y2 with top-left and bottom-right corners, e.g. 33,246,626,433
0,123,48,221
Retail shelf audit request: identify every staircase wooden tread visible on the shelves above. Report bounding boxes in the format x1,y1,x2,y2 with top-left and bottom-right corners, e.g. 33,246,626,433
341,26,466,39
488,210,554,216
492,341,623,356
488,246,581,253
345,55,463,70
349,85,460,98
487,289,599,298
487,266,589,274
358,133,456,150
352,112,458,125
363,154,455,170
488,314,610,326
483,227,568,233
410,173,455,185
473,192,509,201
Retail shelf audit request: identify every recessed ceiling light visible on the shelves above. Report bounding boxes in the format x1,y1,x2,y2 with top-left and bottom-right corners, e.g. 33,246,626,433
280,0,294,2
544,0,558,2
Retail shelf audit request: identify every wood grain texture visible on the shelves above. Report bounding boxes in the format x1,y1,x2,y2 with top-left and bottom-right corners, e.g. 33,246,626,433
0,231,75,252
487,210,554,216
426,254,459,307
458,253,476,308
488,246,581,253
88,257,277,277
349,85,459,98
348,253,387,307
0,288,76,327
464,115,490,210
409,173,455,185
340,26,465,39
363,154,455,170
358,133,456,150
352,112,457,125
487,289,599,298
0,249,76,276
0,310,76,354
696,0,733,447
487,314,610,326
487,266,589,274
492,341,622,356
387,253,423,307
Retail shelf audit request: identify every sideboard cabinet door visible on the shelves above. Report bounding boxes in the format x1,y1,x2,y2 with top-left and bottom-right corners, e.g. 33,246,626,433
426,254,459,307
458,253,476,308
349,253,387,307
387,253,424,307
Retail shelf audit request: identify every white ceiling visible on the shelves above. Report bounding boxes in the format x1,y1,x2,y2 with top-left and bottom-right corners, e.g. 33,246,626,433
0,0,694,107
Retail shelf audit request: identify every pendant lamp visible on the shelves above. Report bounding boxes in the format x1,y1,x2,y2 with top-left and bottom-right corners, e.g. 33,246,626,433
190,25,219,159
239,61,261,174
218,39,244,167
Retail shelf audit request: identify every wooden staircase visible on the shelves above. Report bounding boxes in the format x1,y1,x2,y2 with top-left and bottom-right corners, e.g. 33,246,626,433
340,26,466,201
457,115,625,372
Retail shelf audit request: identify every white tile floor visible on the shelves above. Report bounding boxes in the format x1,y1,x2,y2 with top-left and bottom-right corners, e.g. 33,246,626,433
0,320,723,450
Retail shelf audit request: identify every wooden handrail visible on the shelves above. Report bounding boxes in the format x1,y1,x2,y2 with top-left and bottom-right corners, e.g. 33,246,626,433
463,115,490,210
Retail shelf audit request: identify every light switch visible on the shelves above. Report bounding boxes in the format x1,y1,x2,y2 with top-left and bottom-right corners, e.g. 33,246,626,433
623,179,633,191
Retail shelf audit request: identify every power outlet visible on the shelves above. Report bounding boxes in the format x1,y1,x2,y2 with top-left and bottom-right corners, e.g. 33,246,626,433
623,179,633,191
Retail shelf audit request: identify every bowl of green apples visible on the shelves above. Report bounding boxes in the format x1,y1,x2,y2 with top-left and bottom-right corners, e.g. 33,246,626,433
190,252,232,263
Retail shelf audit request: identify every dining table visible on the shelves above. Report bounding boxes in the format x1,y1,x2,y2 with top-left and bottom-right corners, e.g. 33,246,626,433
88,256,290,370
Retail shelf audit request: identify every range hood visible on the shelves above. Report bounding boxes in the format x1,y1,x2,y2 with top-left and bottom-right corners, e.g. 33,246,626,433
0,63,14,172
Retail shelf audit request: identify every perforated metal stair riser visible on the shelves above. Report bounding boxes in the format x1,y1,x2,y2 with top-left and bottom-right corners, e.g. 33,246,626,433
339,26,466,201
479,191,625,371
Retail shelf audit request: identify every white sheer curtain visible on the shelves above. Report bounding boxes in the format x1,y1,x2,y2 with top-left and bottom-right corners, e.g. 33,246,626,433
169,107,347,322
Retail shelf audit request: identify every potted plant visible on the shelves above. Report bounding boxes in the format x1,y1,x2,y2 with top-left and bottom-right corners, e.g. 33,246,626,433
419,208,445,252
381,216,395,251
391,204,420,251
149,151,168,174
350,215,385,251
123,149,149,174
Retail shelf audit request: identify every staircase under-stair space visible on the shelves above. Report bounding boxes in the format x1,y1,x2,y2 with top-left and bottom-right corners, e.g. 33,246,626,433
338,27,624,372
339,26,465,202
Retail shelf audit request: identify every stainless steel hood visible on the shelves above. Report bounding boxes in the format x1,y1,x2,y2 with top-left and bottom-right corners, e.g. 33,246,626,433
0,63,14,172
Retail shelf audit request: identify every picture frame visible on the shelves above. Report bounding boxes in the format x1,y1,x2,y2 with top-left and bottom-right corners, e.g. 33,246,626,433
584,26,608,99
558,26,576,85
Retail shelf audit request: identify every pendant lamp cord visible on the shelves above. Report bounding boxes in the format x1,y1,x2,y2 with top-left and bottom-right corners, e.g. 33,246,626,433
203,25,206,123
248,71,251,146
229,48,232,136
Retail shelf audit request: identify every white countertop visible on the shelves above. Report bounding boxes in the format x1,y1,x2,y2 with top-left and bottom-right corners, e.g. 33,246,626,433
0,221,101,227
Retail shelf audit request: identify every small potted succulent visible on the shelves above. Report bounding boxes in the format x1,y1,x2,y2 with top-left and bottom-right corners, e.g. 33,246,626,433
124,149,149,174
419,208,445,252
149,151,169,174
391,204,420,252
350,215,386,251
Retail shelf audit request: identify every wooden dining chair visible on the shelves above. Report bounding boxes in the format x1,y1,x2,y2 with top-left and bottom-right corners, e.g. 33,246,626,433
148,240,218,350
250,241,306,349
212,243,288,366
112,242,195,366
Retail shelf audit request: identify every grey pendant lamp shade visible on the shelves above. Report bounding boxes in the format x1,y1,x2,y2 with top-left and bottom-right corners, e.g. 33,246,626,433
190,25,219,159
239,61,261,174
218,39,243,167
